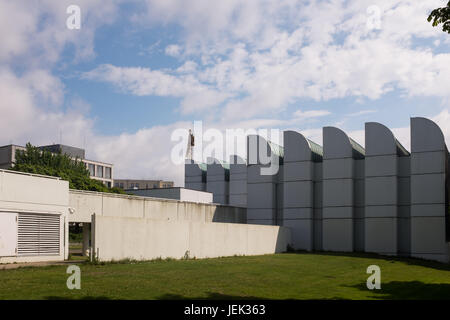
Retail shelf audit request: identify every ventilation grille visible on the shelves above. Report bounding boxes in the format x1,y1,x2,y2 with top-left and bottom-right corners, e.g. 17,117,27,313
17,213,60,256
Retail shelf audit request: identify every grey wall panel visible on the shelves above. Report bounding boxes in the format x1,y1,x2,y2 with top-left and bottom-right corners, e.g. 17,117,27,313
365,156,397,177
411,152,446,174
322,218,353,252
323,179,353,207
411,174,445,204
229,180,247,195
283,162,314,181
229,155,247,208
229,194,247,207
206,159,230,205
322,126,357,252
247,183,276,209
410,117,449,263
282,131,318,251
364,122,403,256
323,159,353,179
283,181,313,208
246,135,281,226
185,161,206,191
365,177,397,206
365,218,397,255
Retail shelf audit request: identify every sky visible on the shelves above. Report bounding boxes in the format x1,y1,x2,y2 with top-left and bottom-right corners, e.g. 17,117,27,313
1,0,450,186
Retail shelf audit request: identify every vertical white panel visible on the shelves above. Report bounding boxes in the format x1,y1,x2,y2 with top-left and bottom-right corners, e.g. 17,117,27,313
0,212,17,257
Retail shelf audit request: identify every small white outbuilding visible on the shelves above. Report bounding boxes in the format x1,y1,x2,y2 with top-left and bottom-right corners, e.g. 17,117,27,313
0,169,69,263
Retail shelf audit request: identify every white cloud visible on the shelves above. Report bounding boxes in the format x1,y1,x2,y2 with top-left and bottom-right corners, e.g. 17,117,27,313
347,110,377,117
165,44,182,57
293,109,331,119
83,64,229,113
116,0,450,123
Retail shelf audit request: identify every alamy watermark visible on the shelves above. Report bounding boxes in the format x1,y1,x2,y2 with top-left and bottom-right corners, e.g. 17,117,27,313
171,121,282,175
366,265,381,290
66,5,81,30
66,265,81,290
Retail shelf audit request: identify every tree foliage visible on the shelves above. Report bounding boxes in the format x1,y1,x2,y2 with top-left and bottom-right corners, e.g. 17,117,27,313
428,1,450,34
12,143,124,194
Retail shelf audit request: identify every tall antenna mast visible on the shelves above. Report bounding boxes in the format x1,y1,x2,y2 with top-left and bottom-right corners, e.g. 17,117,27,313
185,129,195,161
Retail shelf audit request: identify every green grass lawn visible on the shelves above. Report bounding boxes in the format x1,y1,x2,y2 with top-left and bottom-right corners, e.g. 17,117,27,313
0,252,449,300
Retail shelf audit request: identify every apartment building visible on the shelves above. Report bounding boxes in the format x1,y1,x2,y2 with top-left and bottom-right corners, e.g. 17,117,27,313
114,179,174,190
0,144,114,188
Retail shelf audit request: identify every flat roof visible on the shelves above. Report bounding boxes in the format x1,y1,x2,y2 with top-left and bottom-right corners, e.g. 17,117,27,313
0,168,61,180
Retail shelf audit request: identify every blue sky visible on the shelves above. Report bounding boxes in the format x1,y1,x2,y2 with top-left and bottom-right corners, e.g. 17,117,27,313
1,0,449,185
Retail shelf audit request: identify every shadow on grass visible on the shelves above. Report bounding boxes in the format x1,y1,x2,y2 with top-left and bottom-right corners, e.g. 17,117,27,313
346,281,450,300
157,293,266,300
284,251,450,271
45,296,111,300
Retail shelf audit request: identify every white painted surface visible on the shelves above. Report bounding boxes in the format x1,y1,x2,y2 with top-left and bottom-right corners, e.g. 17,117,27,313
92,215,291,261
0,212,17,257
69,189,246,224
127,187,213,204
0,170,68,263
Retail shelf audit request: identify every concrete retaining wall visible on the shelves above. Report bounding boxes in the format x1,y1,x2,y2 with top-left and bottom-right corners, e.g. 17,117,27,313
91,215,291,261
69,190,246,224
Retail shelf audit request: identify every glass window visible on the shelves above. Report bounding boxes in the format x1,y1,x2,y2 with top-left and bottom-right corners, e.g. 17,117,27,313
131,183,134,188
120,183,124,189
96,165,104,178
88,163,95,176
135,183,139,189
105,167,111,179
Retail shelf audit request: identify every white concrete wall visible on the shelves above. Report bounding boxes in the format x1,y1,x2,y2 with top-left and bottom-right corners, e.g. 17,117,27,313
410,117,449,263
91,215,291,261
229,155,247,207
69,190,246,224
0,170,69,263
127,188,213,204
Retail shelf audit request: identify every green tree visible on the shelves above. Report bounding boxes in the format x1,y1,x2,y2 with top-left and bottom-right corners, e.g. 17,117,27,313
12,143,124,194
428,1,450,34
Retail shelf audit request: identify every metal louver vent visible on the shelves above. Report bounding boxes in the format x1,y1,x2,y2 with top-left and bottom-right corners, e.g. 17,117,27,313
17,213,60,256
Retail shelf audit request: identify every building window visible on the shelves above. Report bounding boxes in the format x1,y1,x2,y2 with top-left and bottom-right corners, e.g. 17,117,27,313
107,182,111,188
88,163,95,176
131,183,134,188
114,183,119,187
96,165,104,178
120,183,124,189
105,167,111,179
135,183,139,189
